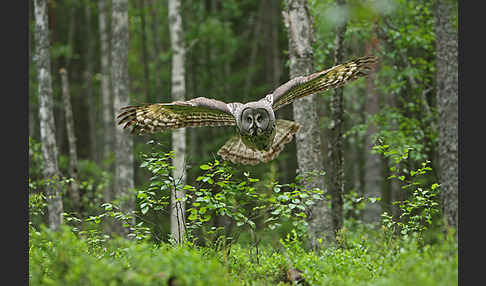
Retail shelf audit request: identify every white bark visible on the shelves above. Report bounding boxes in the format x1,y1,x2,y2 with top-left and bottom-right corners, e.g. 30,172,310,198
169,0,187,244
112,0,135,236
284,0,334,247
99,0,114,170
34,0,63,229
60,68,81,213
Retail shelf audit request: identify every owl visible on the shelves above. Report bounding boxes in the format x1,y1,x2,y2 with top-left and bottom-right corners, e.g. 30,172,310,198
117,56,377,165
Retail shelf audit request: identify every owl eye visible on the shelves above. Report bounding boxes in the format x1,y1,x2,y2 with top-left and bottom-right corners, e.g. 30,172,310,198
247,117,252,123
256,115,262,123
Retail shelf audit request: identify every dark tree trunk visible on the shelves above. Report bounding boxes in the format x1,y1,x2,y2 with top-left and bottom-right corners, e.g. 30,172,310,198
84,2,98,164
435,0,458,237
362,30,382,225
34,0,64,230
150,0,163,100
283,0,334,247
138,0,151,101
243,1,264,99
327,0,347,233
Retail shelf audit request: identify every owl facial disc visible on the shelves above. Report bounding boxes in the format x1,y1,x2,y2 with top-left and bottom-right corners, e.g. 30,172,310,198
241,108,270,136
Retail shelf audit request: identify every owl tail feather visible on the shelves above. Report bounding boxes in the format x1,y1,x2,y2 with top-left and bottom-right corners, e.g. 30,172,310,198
217,120,301,165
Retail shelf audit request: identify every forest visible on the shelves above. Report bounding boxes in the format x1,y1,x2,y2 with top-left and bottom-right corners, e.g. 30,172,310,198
29,0,458,285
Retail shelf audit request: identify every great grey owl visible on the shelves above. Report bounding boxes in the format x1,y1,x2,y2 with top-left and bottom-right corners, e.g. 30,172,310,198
117,56,378,165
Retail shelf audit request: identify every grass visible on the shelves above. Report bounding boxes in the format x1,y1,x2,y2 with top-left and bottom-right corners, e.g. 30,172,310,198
29,221,457,286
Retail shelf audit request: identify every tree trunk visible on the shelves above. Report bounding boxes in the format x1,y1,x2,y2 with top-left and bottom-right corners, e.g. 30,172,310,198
327,0,347,232
435,0,458,237
99,0,114,203
169,0,187,244
269,0,282,89
112,0,135,236
84,2,98,164
150,0,163,100
99,0,113,159
362,79,382,225
29,0,36,140
243,1,264,99
138,0,151,102
283,0,334,247
362,31,382,225
59,68,81,214
34,0,63,230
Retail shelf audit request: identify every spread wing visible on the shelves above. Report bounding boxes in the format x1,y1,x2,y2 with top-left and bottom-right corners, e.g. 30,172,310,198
270,55,378,111
117,97,237,134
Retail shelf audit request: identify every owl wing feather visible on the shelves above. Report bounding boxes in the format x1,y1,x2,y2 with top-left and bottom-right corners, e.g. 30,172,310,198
217,119,301,165
271,55,378,111
117,97,237,134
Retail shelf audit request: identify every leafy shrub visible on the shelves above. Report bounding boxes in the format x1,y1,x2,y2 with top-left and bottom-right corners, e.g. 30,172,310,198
373,143,441,239
138,146,324,248
223,224,457,286
29,225,239,286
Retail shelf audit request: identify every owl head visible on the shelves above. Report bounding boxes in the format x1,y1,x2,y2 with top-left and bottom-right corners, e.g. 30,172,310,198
240,107,271,136
234,101,276,151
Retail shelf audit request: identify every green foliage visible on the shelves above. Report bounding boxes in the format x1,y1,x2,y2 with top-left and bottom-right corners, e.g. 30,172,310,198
222,223,457,286
138,145,324,247
29,222,457,286
29,137,113,226
373,143,441,239
29,225,239,286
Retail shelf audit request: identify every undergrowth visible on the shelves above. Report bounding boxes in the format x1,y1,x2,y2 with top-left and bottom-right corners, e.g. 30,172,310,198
29,221,457,286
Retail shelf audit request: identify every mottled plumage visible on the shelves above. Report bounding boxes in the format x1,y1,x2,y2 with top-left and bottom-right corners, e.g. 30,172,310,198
117,56,378,165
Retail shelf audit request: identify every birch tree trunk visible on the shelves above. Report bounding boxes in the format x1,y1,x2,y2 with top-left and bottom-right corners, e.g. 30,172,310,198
34,0,63,230
112,0,135,236
99,0,113,166
435,0,458,237
169,0,187,244
99,0,114,204
283,0,334,247
327,0,347,232
59,68,81,214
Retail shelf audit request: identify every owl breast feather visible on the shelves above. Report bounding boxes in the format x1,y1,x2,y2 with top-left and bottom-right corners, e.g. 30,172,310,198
240,126,277,152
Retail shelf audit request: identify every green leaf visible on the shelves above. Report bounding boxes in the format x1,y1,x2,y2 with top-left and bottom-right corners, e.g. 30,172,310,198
188,212,198,221
200,164,211,170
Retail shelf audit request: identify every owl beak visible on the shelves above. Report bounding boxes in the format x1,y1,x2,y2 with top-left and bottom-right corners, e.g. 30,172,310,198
250,126,257,136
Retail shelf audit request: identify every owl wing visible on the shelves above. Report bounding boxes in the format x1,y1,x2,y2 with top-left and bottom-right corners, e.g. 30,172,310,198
117,97,238,134
270,55,378,111
217,120,301,165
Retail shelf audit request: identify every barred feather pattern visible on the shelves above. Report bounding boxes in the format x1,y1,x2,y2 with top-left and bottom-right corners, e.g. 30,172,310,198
117,101,236,134
272,55,378,111
217,120,301,165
